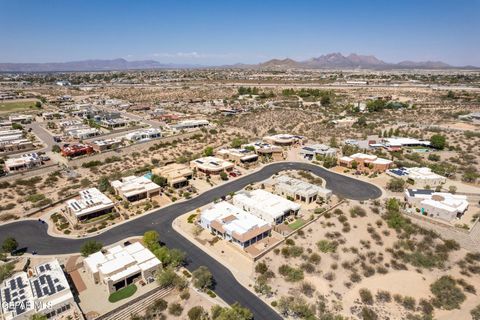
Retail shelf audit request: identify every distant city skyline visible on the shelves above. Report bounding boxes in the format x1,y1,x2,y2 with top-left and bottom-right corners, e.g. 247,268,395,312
0,0,478,66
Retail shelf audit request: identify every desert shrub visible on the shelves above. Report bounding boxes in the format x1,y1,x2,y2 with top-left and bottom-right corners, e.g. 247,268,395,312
361,307,378,320
350,206,367,217
168,302,183,316
278,265,304,282
376,290,391,303
359,288,374,305
402,296,416,310
316,240,338,253
299,281,316,297
430,276,466,310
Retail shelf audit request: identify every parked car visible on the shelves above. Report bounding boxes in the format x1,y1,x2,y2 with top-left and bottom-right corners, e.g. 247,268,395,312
54,136,62,142
229,172,237,177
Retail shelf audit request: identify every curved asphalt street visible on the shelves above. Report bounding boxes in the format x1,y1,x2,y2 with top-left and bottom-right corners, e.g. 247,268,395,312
0,162,381,320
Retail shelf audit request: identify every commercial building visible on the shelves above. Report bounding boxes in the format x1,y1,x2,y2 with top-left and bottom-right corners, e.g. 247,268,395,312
263,134,303,146
171,119,209,130
404,189,469,222
88,138,122,152
339,153,393,172
111,176,161,202
200,201,272,248
124,128,162,142
83,242,161,294
268,175,332,203
60,144,94,158
233,189,300,224
216,148,258,166
299,144,337,160
0,260,75,320
190,156,234,175
4,153,43,173
388,167,447,188
152,163,193,188
242,141,283,161
66,188,114,222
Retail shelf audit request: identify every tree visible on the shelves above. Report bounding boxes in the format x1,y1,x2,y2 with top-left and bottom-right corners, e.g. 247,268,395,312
51,145,61,153
211,303,253,320
231,138,247,149
97,176,112,193
386,178,405,192
356,116,367,127
322,156,337,169
35,101,43,109
151,175,168,187
430,134,446,150
157,267,187,289
146,298,168,315
2,237,18,254
203,147,214,156
192,266,213,291
143,230,159,250
168,302,183,316
0,263,14,282
188,306,208,320
12,123,23,130
169,248,186,268
219,171,228,181
80,240,103,257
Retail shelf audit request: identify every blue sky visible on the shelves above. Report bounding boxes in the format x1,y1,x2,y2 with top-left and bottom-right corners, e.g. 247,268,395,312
0,0,479,66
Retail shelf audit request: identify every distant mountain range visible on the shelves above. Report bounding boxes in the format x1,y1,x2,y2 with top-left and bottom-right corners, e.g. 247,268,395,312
0,54,477,72
0,58,199,72
254,53,470,70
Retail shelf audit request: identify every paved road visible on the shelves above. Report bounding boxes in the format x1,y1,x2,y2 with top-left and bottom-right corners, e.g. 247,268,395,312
0,162,381,319
26,122,57,153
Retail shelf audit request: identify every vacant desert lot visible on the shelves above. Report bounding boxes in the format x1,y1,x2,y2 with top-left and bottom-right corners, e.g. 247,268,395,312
0,99,40,113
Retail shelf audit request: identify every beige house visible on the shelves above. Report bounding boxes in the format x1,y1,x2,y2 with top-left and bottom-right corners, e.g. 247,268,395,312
152,163,193,188
190,156,234,175
111,176,161,202
216,148,258,167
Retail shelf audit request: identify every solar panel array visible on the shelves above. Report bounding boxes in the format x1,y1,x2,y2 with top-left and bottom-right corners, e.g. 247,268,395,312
0,274,30,316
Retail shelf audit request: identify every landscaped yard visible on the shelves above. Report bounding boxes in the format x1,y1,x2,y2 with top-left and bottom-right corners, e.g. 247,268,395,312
108,284,137,303
288,218,305,230
0,99,40,113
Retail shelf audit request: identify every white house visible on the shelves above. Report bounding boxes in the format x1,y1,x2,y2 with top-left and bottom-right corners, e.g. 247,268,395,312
0,260,76,320
232,189,300,224
404,189,469,222
83,242,161,294
200,201,271,248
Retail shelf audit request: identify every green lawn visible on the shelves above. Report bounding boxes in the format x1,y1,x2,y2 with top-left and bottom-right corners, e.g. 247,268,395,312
0,100,40,114
108,284,137,303
289,219,305,230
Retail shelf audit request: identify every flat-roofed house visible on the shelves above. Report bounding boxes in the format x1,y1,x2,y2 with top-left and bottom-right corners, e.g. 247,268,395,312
4,153,42,172
233,189,301,224
111,176,161,202
299,144,337,160
190,156,234,175
242,141,284,161
404,189,469,222
216,148,258,166
200,201,272,248
388,167,447,188
152,163,193,188
83,242,161,294
0,259,76,320
171,119,209,130
263,134,303,146
339,153,393,172
66,188,114,221
124,128,162,142
89,138,122,152
268,175,332,203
